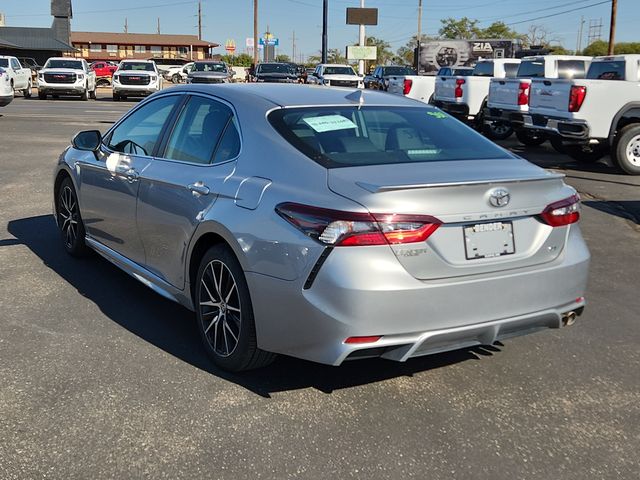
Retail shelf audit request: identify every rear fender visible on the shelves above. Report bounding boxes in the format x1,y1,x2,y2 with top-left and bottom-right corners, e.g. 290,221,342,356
609,103,640,145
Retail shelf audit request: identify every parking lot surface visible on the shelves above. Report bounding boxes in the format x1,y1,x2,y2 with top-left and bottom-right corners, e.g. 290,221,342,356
1,93,639,479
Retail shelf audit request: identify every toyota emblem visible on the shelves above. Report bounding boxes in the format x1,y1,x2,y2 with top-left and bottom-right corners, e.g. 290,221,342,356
488,188,510,208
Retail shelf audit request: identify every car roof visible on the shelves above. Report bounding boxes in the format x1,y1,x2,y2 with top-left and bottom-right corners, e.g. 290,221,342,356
168,83,425,108
593,54,640,62
121,59,154,63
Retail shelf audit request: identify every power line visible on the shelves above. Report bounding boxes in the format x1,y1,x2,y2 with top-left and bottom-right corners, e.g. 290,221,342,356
507,0,611,26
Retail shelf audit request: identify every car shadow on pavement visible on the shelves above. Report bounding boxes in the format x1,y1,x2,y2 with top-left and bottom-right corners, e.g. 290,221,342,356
6,215,498,398
583,200,640,225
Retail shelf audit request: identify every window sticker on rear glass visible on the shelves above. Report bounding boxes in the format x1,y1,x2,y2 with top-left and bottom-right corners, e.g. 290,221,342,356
427,111,447,119
303,115,358,133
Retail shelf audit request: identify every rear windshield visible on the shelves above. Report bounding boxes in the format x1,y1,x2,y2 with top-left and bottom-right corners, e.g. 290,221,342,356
587,61,625,80
0,59,8,68
257,63,294,74
45,59,83,69
557,60,587,79
268,107,512,168
518,60,545,78
193,62,227,72
120,62,155,71
473,62,494,77
324,66,356,75
452,68,473,75
383,67,415,76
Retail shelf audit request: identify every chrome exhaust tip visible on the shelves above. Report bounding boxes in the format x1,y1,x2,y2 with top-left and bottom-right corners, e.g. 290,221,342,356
562,311,578,327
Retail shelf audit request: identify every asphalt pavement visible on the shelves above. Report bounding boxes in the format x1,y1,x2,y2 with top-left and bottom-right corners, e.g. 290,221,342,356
0,91,638,479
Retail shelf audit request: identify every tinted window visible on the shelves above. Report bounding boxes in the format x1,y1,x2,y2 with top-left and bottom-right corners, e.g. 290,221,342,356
214,120,241,164
473,62,494,77
383,67,415,76
503,63,520,77
269,106,511,168
452,68,473,75
11,58,22,69
193,62,227,73
120,62,155,71
587,61,625,80
557,60,587,79
324,66,356,75
517,60,545,78
164,96,232,164
45,59,83,69
257,63,294,74
108,96,179,156
0,59,8,68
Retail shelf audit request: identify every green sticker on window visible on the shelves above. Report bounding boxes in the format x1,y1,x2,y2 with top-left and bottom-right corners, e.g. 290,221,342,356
427,111,447,119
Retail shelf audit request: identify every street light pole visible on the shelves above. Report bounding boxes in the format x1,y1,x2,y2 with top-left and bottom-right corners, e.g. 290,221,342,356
322,0,328,63
608,0,617,56
253,0,259,66
416,0,422,72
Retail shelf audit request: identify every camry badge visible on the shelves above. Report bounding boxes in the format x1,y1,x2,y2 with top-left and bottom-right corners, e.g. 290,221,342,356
488,188,511,208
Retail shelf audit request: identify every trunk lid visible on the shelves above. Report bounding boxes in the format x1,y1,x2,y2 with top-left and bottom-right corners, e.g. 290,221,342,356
328,159,575,280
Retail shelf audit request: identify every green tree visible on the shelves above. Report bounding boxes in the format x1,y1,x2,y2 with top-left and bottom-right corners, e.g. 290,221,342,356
396,34,432,66
479,21,521,40
275,54,291,63
366,36,393,65
582,40,608,56
327,48,347,64
439,17,481,39
220,53,253,67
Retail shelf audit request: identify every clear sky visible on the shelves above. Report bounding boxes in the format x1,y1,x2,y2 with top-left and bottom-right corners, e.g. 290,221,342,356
2,0,638,61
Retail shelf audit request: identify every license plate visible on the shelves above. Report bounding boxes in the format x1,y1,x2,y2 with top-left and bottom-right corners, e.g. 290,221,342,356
463,221,515,260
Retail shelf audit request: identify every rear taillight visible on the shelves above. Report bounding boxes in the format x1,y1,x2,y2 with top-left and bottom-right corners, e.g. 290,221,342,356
403,79,413,95
454,78,465,98
517,81,530,106
540,195,580,227
276,203,442,247
568,85,587,112
345,336,382,344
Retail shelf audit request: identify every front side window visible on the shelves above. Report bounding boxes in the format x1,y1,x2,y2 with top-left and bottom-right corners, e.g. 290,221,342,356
269,106,512,168
163,96,235,164
503,63,520,78
11,58,21,69
107,95,179,156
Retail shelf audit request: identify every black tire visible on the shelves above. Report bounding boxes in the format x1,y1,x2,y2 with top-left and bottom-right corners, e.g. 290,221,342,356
515,128,546,146
483,121,513,140
172,73,181,84
112,93,120,101
80,88,88,101
23,80,32,98
38,91,47,100
564,144,607,163
89,87,96,100
195,245,275,372
550,136,566,154
52,94,59,99
613,124,640,175
120,95,127,101
56,178,90,257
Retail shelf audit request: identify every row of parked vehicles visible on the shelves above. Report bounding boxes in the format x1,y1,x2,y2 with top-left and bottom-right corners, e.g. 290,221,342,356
386,54,640,175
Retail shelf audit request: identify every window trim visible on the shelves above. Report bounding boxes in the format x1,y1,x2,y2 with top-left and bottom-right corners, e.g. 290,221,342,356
153,92,243,167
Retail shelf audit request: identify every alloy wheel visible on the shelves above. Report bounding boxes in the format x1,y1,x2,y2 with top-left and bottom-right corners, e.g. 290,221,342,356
58,185,79,249
625,134,640,167
199,260,242,357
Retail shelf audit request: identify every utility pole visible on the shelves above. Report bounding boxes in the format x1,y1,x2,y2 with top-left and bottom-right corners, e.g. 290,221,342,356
292,30,296,63
253,0,259,66
322,0,328,64
124,17,128,34
157,17,160,35
198,1,202,40
608,0,617,55
358,0,365,75
576,16,585,53
416,0,422,72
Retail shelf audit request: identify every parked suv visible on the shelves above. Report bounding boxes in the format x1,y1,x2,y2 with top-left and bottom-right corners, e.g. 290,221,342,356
112,60,162,101
307,64,364,88
38,57,96,100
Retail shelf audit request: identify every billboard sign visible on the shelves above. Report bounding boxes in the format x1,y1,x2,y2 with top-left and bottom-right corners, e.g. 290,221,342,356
346,45,377,60
346,8,378,25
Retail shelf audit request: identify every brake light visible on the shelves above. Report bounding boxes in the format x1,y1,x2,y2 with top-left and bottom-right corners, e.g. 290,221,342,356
454,78,465,98
517,81,530,106
540,195,580,227
568,85,587,112
275,203,442,247
345,336,382,344
403,79,413,95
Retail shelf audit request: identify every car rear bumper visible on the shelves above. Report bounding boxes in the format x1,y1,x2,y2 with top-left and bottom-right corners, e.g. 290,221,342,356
247,224,590,366
432,100,471,122
522,113,591,140
484,107,527,127
38,82,85,95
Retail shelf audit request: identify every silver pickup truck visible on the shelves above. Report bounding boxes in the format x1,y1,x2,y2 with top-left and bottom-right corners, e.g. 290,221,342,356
523,54,640,175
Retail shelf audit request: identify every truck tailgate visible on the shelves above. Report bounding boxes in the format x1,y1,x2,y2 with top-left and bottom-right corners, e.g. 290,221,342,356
529,79,572,115
488,78,523,109
434,76,459,101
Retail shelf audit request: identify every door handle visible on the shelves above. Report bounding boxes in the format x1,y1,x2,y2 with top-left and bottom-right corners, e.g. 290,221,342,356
188,182,210,196
124,168,139,183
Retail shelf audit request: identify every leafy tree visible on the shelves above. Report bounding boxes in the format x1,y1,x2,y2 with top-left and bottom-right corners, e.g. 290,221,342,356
396,34,432,66
548,45,570,55
220,53,253,67
582,40,608,56
582,40,640,56
366,36,393,65
275,54,291,63
439,17,481,39
479,22,521,40
327,48,347,64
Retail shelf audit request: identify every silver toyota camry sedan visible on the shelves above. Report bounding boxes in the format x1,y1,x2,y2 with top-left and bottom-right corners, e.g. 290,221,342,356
53,84,590,371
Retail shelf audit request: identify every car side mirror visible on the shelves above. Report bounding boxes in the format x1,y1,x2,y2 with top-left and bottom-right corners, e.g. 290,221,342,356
72,130,102,152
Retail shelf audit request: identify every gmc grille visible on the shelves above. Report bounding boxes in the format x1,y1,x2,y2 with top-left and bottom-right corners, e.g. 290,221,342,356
329,80,358,88
44,73,76,84
120,75,151,86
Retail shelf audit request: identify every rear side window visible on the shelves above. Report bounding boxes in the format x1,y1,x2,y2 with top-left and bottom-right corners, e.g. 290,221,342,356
517,60,545,78
268,106,512,168
473,62,494,77
587,61,625,80
557,60,587,79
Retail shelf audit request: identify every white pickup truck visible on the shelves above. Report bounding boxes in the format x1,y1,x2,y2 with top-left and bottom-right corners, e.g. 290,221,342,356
486,55,592,145
432,59,521,139
0,56,32,98
387,67,474,102
38,57,96,100
523,54,640,174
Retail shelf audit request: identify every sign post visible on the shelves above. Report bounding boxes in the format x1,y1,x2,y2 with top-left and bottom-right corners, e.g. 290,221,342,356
346,6,378,74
